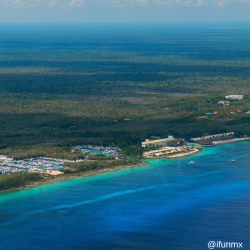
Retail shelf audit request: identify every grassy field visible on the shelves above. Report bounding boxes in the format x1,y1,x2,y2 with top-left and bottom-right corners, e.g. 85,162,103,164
0,28,250,157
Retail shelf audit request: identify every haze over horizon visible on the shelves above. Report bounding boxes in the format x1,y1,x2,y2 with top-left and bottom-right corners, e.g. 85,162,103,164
1,0,250,23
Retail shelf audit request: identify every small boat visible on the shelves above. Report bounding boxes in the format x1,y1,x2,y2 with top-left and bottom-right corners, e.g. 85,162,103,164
231,159,236,162
189,161,195,164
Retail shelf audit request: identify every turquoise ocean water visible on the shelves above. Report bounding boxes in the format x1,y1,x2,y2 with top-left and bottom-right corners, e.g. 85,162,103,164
1,142,250,249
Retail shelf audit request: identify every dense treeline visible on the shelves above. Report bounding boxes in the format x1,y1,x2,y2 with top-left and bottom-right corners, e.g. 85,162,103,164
62,159,141,174
0,172,42,191
0,146,85,160
120,145,144,158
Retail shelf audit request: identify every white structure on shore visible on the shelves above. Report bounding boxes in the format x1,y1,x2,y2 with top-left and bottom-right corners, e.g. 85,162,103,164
225,95,243,100
0,155,13,161
141,136,174,148
143,146,182,157
191,132,234,142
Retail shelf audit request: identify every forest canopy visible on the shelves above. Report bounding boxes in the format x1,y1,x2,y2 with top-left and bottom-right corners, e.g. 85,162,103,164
0,28,249,157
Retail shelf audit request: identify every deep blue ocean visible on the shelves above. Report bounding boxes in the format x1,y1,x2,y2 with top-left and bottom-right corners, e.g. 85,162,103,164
1,142,250,250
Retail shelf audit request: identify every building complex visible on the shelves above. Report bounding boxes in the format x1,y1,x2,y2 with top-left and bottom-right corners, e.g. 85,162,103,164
225,95,243,100
141,136,174,148
191,132,234,142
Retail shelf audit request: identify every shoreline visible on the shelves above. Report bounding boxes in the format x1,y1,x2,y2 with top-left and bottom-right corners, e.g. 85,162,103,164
166,148,201,159
143,137,250,160
0,161,146,194
1,138,250,194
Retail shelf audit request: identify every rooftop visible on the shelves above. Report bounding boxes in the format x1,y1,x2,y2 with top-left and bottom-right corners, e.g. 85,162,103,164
142,137,173,145
225,95,243,100
191,132,234,141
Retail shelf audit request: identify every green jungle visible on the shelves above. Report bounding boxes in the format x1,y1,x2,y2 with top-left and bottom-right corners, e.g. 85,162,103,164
0,28,250,159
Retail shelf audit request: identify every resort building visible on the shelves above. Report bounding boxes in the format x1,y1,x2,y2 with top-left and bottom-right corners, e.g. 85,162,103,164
143,146,183,157
191,132,234,142
151,136,161,139
141,136,174,148
197,139,214,147
225,95,243,100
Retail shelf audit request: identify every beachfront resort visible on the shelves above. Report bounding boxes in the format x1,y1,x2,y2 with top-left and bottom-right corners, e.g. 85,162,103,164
142,132,250,158
1,133,249,175
142,136,200,158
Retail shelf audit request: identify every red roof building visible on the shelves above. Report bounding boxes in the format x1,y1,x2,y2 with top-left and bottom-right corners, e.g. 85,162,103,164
151,136,161,139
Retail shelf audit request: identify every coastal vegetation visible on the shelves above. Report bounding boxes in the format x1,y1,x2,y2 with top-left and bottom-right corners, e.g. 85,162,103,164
0,158,141,192
120,145,144,158
62,159,141,174
0,172,42,191
0,29,250,158
0,145,86,160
